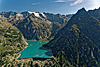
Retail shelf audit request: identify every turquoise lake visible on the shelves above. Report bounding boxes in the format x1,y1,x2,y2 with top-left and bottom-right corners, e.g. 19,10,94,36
18,40,52,59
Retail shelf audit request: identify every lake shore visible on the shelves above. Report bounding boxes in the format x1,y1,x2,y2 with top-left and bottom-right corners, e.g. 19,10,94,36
26,39,49,42
16,45,28,60
18,40,51,59
17,42,29,60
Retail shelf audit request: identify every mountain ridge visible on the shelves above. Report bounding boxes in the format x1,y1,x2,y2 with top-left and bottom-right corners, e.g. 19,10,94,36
43,8,100,66
1,7,100,66
0,11,71,40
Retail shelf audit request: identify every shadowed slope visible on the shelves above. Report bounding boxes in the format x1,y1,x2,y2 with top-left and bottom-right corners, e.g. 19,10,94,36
43,8,100,66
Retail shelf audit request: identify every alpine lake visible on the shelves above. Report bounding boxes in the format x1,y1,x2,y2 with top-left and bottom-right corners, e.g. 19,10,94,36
18,40,53,59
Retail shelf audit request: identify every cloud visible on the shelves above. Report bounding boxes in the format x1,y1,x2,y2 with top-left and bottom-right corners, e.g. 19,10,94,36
32,2,41,5
54,0,75,2
68,0,75,1
54,0,67,2
70,0,83,6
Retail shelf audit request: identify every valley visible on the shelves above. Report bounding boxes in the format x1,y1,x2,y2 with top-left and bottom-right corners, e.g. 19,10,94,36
0,7,100,67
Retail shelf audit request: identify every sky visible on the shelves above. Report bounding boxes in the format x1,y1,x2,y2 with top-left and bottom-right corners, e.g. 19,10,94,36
0,0,100,14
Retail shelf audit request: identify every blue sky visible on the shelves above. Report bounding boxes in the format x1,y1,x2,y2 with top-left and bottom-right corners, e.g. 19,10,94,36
0,0,100,14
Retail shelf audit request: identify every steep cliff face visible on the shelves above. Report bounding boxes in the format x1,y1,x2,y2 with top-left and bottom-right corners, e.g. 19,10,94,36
44,8,100,66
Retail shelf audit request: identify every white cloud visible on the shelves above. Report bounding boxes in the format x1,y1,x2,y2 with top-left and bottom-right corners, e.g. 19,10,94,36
54,0,67,2
54,0,75,2
70,0,83,6
68,0,75,1
32,2,41,5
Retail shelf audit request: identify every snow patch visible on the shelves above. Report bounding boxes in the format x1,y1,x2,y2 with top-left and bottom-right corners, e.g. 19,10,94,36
28,11,34,14
0,15,1,18
28,11,40,17
28,11,46,18
41,13,46,17
16,13,23,17
33,12,40,17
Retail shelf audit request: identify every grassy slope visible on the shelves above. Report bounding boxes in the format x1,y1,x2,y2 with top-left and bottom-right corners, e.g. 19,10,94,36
0,19,28,66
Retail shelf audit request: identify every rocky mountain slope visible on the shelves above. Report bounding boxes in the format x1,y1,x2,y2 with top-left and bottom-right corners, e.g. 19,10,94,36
0,11,70,41
0,11,24,22
1,7,100,67
0,19,71,67
43,8,100,66
16,13,53,40
0,19,28,66
0,19,73,67
88,7,100,21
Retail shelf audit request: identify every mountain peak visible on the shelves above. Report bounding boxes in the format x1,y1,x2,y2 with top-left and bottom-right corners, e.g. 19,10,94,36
78,7,86,12
75,7,88,16
81,7,86,10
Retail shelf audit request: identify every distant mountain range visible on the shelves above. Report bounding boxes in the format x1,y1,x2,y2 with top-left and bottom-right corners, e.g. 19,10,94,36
0,11,72,40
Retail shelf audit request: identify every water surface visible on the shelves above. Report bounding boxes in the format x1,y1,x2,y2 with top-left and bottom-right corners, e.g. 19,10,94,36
18,40,51,59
